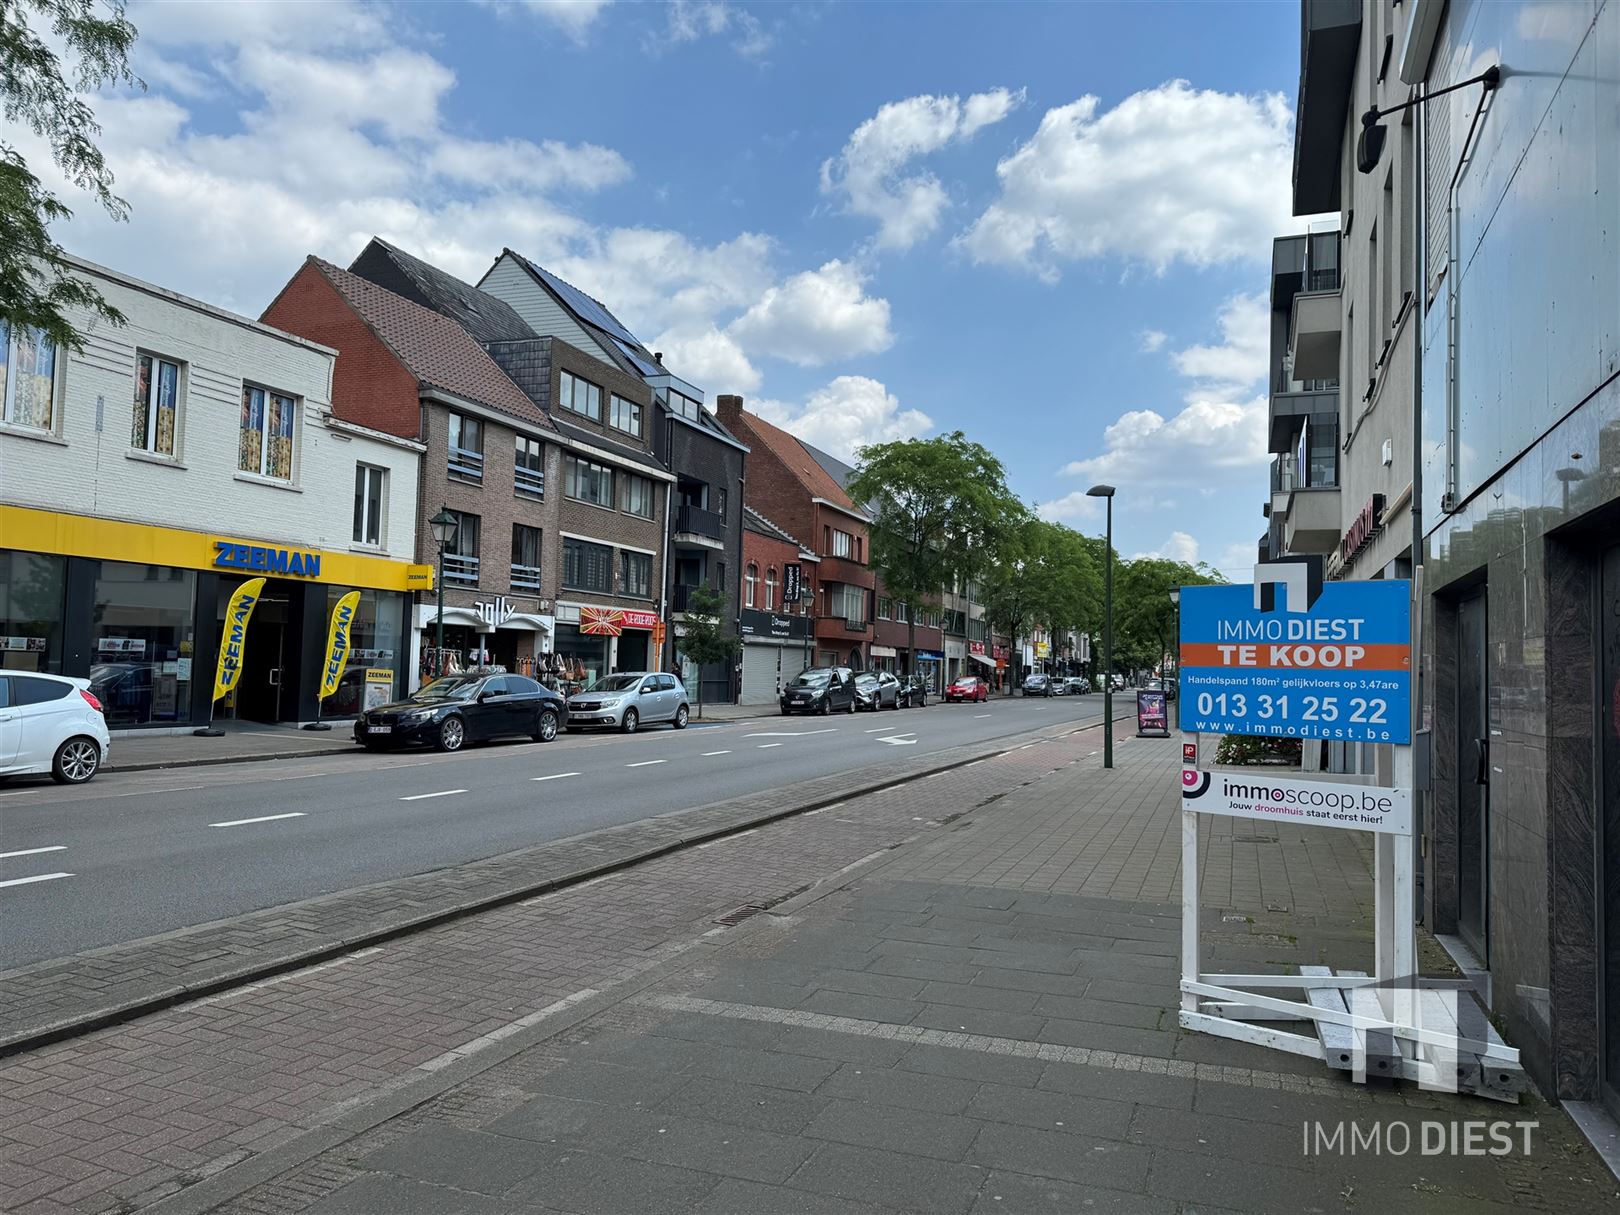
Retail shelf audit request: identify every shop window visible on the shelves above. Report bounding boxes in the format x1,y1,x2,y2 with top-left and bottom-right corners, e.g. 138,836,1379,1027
765,567,777,611
745,563,758,608
443,510,480,586
565,456,614,508
559,371,602,422
621,473,655,519
448,412,483,481
515,434,544,497
512,524,542,591
0,551,65,672
326,585,404,716
238,384,296,481
0,322,58,432
608,394,642,438
132,352,182,456
563,537,612,593
619,550,652,598
91,562,196,726
353,464,385,547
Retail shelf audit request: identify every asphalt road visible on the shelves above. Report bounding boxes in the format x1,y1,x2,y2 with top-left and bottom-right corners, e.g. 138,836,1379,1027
0,693,1108,969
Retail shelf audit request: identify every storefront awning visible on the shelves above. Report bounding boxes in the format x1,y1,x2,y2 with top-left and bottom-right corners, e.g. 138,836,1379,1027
496,613,552,633
967,651,995,669
871,645,897,658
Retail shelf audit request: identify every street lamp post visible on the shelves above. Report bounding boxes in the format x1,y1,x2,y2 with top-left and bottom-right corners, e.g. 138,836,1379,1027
428,506,459,678
1168,587,1181,730
801,584,815,674
1087,485,1116,769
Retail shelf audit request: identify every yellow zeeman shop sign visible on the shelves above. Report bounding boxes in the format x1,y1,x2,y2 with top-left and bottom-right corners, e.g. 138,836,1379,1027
1,506,434,592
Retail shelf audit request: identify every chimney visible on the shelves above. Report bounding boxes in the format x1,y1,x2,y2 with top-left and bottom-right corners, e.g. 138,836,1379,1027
715,394,744,425
653,351,663,364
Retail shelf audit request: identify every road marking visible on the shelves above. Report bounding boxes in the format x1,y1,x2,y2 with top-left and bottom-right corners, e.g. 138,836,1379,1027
702,750,732,757
112,784,206,799
270,771,329,782
0,845,66,860
743,729,837,738
532,772,581,782
757,742,783,749
0,790,35,799
626,759,666,768
865,726,898,734
211,812,308,827
974,713,992,719
1017,742,1038,750
878,734,917,746
397,790,467,802
0,872,72,889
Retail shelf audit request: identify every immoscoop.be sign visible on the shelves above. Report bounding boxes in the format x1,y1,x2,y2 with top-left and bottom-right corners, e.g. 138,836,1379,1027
1181,769,1412,836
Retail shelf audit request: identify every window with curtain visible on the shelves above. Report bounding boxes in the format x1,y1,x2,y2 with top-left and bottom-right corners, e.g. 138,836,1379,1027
608,394,642,437
619,551,652,598
563,537,612,592
514,434,544,497
565,456,615,507
448,412,483,480
132,352,181,456
511,524,541,590
238,384,296,480
745,563,758,608
0,322,58,432
621,473,655,519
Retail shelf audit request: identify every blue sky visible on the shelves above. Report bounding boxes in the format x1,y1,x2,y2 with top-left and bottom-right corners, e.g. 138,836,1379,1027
43,0,1309,577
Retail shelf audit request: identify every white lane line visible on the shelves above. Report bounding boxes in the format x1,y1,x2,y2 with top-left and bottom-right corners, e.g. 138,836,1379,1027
112,784,206,799
626,759,667,768
532,772,581,782
0,790,35,799
702,750,732,757
398,789,468,802
865,726,898,734
0,845,67,860
974,713,992,719
271,771,329,782
743,729,837,738
0,872,72,889
757,742,783,749
211,812,308,827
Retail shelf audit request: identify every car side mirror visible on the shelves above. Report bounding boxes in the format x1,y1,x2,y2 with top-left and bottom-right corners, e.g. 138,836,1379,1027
478,690,494,702
641,683,657,694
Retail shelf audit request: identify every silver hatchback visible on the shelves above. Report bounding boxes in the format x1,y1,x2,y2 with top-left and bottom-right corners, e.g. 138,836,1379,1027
566,672,690,733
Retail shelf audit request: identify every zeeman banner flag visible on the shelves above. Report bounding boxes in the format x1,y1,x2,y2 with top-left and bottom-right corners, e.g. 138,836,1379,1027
320,591,362,701
213,577,267,702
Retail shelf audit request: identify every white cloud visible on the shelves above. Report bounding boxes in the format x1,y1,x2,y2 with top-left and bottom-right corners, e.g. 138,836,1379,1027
1138,531,1200,563
429,138,632,193
1170,291,1268,397
821,88,1022,250
649,324,761,394
659,1,772,58
728,260,893,366
1035,491,1102,523
128,0,390,49
753,376,932,461
1059,396,1269,486
1137,329,1168,353
959,80,1299,276
509,0,612,41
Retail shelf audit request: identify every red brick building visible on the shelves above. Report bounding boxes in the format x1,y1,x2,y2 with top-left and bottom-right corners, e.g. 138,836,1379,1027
716,396,875,670
738,507,816,703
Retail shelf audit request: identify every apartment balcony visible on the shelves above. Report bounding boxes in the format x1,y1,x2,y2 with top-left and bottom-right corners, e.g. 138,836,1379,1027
443,553,480,587
1289,288,1343,382
1280,486,1342,556
673,503,726,550
1269,387,1338,453
671,582,702,613
511,563,541,592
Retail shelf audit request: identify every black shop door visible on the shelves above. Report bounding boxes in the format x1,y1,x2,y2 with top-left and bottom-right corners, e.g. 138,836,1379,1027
1456,588,1490,963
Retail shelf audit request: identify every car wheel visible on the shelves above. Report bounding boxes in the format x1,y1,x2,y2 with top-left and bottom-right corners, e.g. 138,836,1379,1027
847,697,857,714
435,716,466,752
51,736,101,785
534,708,559,743
621,708,639,734
673,704,689,729
818,699,830,716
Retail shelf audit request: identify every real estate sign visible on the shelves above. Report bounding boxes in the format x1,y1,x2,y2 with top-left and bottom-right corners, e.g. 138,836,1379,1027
1180,769,1412,836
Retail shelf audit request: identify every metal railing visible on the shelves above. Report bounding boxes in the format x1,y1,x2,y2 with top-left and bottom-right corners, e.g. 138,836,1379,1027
449,445,484,481
514,465,544,497
511,562,541,591
675,503,725,539
443,553,480,586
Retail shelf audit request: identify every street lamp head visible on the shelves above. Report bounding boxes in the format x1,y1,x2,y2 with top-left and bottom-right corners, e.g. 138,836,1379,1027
1168,589,1180,607
1085,485,1115,499
429,506,458,547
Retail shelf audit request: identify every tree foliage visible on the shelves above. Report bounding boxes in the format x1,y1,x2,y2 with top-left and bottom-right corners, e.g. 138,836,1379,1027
675,582,741,718
1116,557,1226,673
848,431,1024,667
1,0,141,347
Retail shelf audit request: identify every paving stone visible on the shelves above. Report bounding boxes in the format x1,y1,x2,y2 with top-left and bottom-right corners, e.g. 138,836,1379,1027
504,1145,719,1213
359,1126,544,1197
646,1012,787,1052
574,1032,711,1073
482,1095,615,1146
772,1025,910,1068
801,1097,981,1161
1143,1146,1325,1214
817,1063,982,1115
303,1174,524,1215
967,967,1092,999
785,1142,988,1215
966,1081,1134,1140
812,969,928,1002
594,1108,817,1185
1030,994,1164,1031
800,989,924,1026
690,979,812,1011
652,1076,828,1136
694,1177,901,1215
966,1121,1150,1191
970,1169,1177,1214
864,956,981,985
915,981,1039,1014
530,1060,692,1109
685,1043,841,1093
1038,1061,1197,1111
909,1002,1048,1041
895,1043,1044,1088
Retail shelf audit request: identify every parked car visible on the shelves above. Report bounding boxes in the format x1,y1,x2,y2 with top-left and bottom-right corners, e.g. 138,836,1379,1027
356,672,567,752
1022,673,1052,697
567,672,690,733
853,671,902,711
0,671,109,785
1110,674,1126,691
946,675,989,703
780,667,857,715
897,674,929,708
1064,676,1091,695
1142,676,1177,701
1050,677,1068,696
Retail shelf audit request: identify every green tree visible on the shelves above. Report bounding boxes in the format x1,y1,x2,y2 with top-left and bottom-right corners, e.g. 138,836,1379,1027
847,432,1023,675
1,0,141,348
1117,557,1226,679
675,582,741,720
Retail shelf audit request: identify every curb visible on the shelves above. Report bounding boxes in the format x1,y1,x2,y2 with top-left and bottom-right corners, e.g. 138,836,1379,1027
1,708,1129,1060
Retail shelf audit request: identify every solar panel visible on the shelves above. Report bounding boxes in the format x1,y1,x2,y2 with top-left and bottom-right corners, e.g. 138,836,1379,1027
610,336,662,379
523,258,640,346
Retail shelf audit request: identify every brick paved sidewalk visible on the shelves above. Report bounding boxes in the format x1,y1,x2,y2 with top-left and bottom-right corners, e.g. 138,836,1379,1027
6,722,1616,1213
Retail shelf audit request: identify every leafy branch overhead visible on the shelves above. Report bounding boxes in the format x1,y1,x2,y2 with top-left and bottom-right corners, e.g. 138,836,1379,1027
0,0,143,347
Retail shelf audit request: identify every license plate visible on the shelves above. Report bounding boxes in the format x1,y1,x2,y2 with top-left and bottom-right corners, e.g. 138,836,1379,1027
368,725,392,734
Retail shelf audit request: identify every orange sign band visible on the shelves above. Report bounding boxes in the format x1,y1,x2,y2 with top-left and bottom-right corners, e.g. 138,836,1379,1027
1179,642,1411,671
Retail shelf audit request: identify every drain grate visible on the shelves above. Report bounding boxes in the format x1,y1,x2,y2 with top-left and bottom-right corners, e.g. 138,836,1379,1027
713,882,812,926
1233,835,1279,844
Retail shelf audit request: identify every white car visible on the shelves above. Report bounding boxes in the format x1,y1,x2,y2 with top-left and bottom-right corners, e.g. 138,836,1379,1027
565,671,690,733
0,672,111,784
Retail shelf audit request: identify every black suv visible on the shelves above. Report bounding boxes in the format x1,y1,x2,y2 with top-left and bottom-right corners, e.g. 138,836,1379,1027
780,667,857,715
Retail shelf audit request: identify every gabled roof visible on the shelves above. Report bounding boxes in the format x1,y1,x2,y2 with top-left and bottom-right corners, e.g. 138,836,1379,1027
306,258,549,428
800,438,880,515
744,505,805,548
349,238,535,346
739,410,870,520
